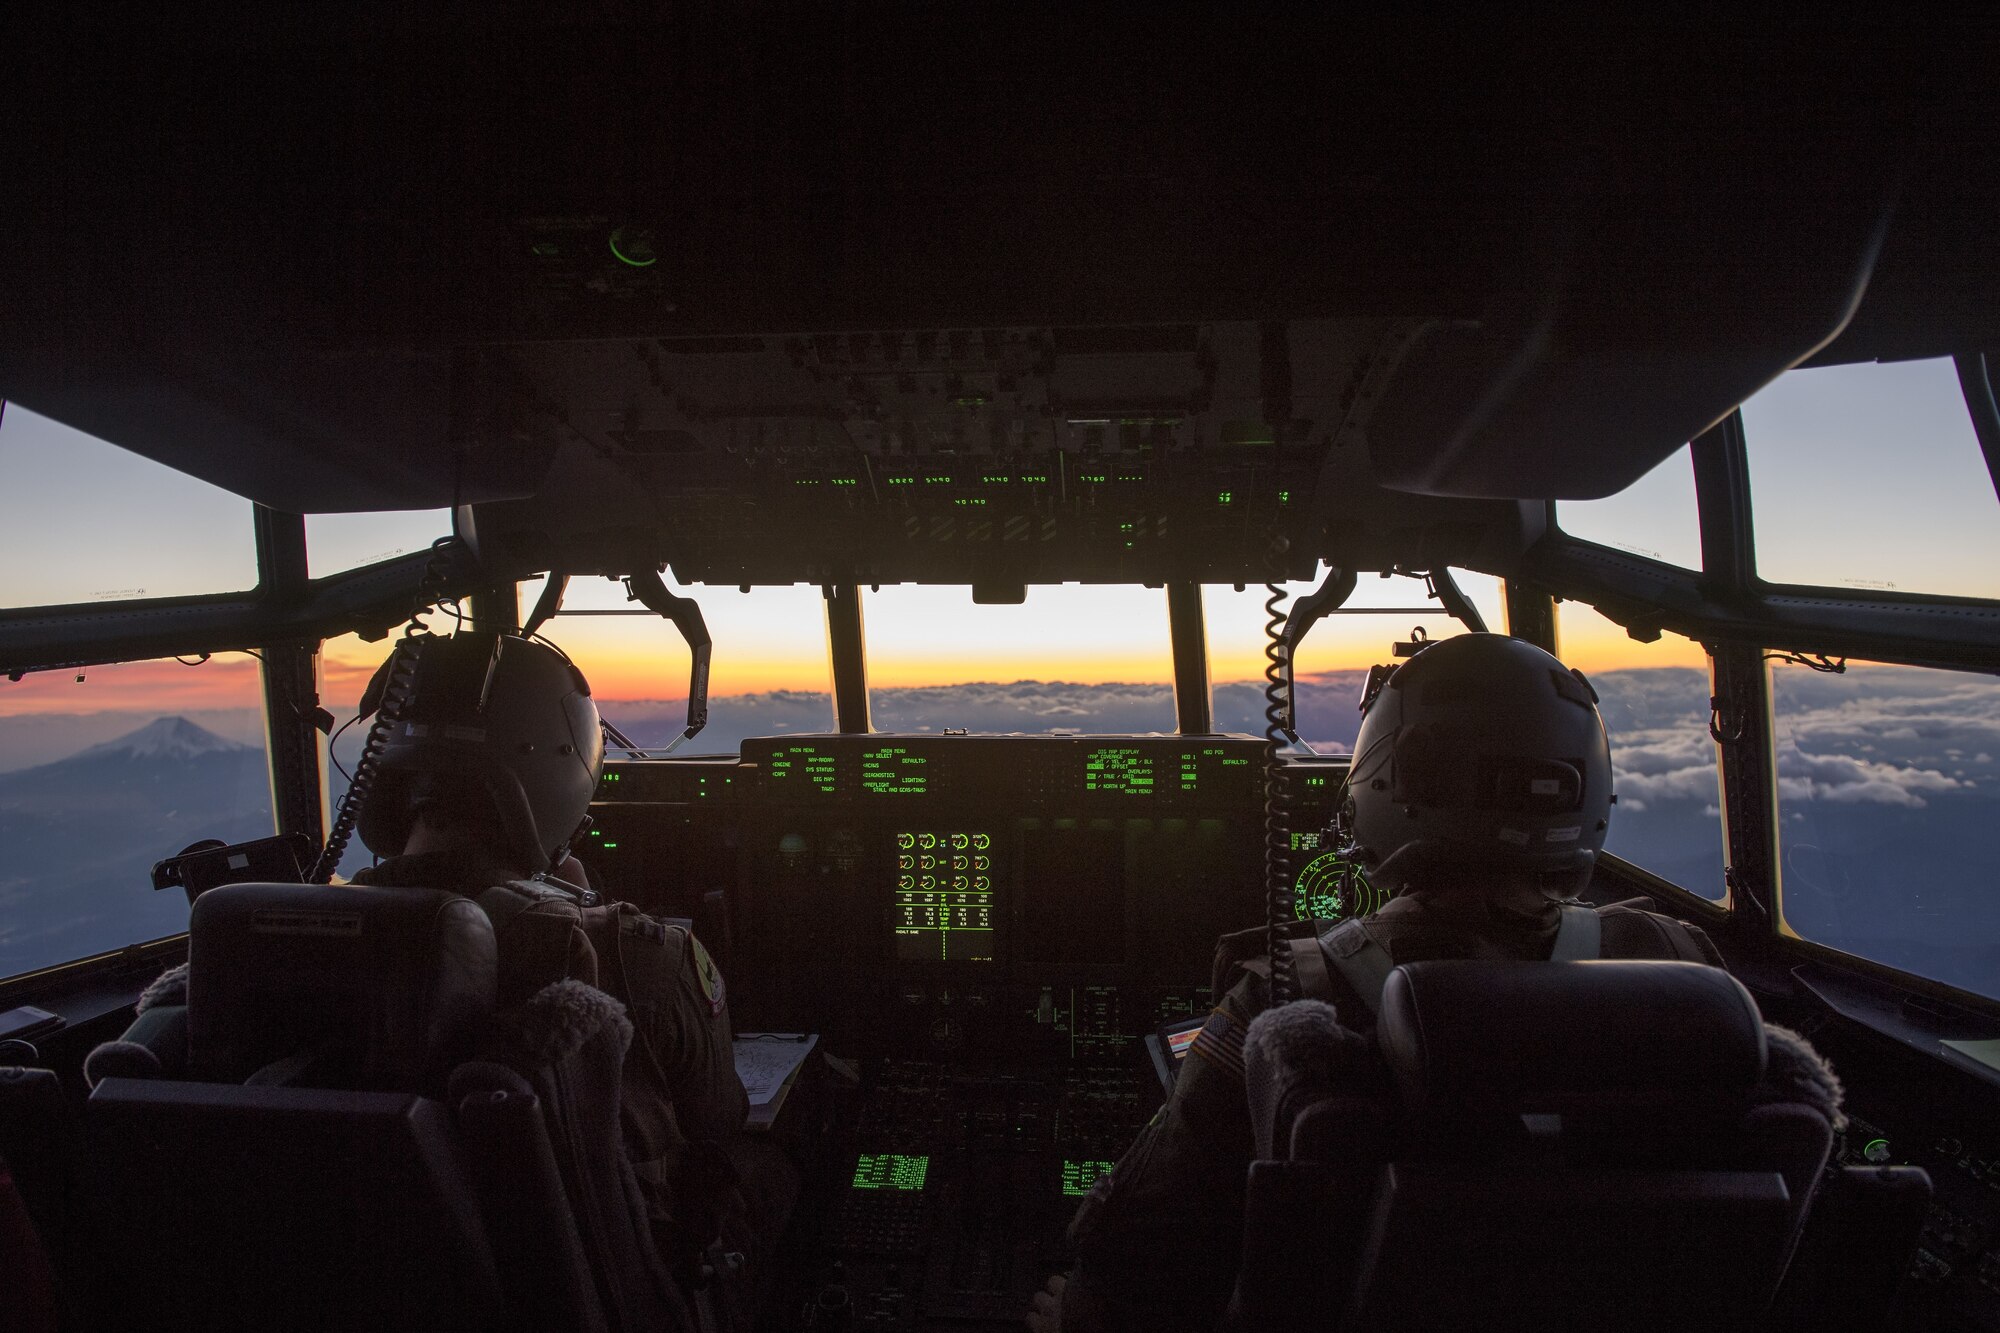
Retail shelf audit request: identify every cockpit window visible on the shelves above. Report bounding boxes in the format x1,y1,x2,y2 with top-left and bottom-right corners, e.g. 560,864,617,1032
536,579,834,754
862,584,1177,735
1742,357,2000,600
1771,658,2000,1001
0,403,258,608
1556,601,1725,901
0,655,274,980
304,509,453,578
1555,444,1703,570
1203,571,1506,753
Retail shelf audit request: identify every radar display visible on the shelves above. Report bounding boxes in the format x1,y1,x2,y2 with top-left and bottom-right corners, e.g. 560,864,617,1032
1293,848,1385,922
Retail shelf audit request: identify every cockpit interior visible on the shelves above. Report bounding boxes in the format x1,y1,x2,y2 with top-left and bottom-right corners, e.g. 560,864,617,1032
3,10,2000,1331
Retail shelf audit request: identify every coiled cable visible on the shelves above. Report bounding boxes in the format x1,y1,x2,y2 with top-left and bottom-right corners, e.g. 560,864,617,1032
1262,541,1298,1004
308,538,457,882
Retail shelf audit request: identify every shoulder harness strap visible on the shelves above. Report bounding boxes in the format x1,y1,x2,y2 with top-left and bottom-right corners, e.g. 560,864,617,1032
1550,903,1604,961
1323,922,1398,1018
478,881,585,1006
1286,923,1339,1005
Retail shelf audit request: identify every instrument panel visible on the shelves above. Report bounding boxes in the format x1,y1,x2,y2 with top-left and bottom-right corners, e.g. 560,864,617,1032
582,734,1351,1059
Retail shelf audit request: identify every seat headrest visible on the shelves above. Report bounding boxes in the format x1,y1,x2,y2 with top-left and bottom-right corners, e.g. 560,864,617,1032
1378,960,1767,1117
186,883,498,1089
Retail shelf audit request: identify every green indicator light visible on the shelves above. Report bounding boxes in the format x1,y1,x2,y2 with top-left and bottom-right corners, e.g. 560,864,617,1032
607,226,658,268
1306,776,1326,787
852,1153,931,1191
1081,473,1108,483
1279,489,1292,503
602,842,619,850
1061,1160,1114,1197
1217,491,1234,504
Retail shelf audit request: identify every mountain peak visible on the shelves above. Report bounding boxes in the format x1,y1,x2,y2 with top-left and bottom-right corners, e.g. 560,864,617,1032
73,716,249,762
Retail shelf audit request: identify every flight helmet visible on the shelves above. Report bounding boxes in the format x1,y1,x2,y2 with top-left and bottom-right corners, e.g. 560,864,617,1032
1342,633,1613,897
355,631,604,875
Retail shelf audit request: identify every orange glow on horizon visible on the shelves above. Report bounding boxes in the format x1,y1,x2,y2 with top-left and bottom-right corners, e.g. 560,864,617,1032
1,612,1712,723
0,656,266,718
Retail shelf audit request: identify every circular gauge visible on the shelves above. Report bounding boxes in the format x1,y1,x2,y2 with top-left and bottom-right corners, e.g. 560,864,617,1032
897,833,915,850
951,833,970,850
1293,850,1385,922
973,833,991,850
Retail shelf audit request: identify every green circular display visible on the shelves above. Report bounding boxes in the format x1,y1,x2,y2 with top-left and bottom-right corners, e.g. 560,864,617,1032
1294,849,1384,922
608,225,658,267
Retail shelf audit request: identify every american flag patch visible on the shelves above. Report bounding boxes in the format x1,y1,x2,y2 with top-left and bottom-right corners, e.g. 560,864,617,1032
1189,1008,1247,1077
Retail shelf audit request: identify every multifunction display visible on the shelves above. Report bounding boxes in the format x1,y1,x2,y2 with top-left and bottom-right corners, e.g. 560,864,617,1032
894,829,995,961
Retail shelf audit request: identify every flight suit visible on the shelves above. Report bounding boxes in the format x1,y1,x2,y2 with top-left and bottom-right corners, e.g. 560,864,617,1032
1058,886,1723,1333
349,850,788,1276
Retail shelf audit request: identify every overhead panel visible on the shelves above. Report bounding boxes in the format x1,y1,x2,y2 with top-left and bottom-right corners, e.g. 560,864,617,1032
462,318,1532,586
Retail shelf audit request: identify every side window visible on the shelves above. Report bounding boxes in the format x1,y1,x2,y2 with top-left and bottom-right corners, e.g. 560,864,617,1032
1556,444,1703,570
1556,603,1725,901
863,584,1177,734
1772,659,2000,1001
0,657,274,979
1742,358,2000,599
0,403,259,606
305,510,452,577
1204,571,1507,753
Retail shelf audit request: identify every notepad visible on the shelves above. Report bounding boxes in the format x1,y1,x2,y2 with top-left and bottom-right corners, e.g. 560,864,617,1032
734,1032,819,1128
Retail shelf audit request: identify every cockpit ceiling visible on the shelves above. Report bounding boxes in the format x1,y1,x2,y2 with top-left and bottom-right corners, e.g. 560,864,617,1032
2,11,1995,548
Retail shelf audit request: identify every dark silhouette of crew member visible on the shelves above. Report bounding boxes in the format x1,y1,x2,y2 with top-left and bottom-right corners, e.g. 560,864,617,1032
347,630,791,1297
1033,633,1839,1333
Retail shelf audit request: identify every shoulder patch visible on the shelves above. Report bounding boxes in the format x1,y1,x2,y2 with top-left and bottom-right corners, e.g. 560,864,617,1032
1189,1008,1247,1078
690,935,726,1015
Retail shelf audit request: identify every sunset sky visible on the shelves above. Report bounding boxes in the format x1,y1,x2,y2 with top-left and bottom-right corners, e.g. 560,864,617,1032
2,355,1985,723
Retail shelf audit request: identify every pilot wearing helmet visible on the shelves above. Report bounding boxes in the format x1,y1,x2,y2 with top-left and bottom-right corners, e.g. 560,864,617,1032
345,630,792,1309
1032,633,1837,1333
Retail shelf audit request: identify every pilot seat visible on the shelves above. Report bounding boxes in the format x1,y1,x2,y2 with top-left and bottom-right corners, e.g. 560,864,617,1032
78,880,695,1332
1228,959,1845,1332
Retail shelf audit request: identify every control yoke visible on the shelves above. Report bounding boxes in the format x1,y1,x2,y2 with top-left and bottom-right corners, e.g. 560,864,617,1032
1278,566,1490,735
522,567,713,756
